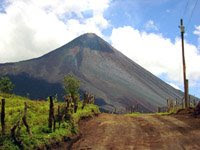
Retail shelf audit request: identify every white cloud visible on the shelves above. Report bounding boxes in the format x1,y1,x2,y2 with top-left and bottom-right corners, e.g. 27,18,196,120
194,25,200,48
110,26,200,85
0,0,110,63
168,83,181,90
194,26,200,35
144,20,158,31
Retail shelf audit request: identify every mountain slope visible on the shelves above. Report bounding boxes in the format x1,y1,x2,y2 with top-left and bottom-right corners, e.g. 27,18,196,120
0,33,184,112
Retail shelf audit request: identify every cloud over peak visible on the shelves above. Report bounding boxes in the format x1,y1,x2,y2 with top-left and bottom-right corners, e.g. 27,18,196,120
0,0,110,63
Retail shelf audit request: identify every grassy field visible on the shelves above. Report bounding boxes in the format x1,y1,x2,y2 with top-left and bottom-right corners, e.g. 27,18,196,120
0,93,100,150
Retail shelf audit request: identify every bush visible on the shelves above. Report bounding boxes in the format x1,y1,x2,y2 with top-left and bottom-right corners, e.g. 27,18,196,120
63,74,80,113
63,74,80,96
0,76,14,94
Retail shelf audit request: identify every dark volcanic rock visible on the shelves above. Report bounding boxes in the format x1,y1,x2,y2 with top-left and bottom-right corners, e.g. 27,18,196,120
0,33,186,112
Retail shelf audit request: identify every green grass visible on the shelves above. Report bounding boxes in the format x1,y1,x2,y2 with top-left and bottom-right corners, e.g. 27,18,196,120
0,93,100,150
155,112,172,115
125,111,171,117
125,112,142,117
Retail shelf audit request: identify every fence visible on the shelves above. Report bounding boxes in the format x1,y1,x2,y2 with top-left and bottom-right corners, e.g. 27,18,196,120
157,96,198,113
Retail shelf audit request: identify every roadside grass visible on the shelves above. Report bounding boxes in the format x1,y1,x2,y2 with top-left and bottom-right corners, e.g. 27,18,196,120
155,112,172,115
125,112,142,117
0,93,99,150
125,111,172,117
126,105,198,117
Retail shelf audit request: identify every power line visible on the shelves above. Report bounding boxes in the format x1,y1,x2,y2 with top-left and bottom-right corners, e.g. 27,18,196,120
185,0,199,30
182,0,190,18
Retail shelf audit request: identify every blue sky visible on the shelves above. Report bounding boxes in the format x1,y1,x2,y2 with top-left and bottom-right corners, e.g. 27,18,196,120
105,0,199,43
0,0,200,97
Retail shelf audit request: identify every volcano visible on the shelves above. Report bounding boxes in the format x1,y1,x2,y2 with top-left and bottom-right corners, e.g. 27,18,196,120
0,33,184,112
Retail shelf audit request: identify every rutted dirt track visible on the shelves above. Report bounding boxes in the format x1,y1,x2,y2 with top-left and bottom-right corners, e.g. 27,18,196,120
71,113,200,150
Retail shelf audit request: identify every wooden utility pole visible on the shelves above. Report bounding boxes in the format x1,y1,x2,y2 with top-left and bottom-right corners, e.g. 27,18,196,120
186,79,189,107
179,19,188,109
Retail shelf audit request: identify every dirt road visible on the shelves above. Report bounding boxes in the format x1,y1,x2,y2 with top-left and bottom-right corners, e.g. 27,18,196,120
71,113,200,150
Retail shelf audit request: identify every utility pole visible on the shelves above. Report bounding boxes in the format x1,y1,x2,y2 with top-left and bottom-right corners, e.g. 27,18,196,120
179,19,188,109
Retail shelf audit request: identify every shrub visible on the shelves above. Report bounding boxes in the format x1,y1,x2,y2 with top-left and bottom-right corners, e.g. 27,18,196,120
0,76,14,94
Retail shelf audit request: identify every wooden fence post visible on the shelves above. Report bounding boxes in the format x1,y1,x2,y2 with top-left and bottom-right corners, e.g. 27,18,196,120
1,99,5,135
10,120,23,149
57,105,61,128
175,98,178,106
48,96,54,131
74,96,78,113
22,102,32,135
166,99,169,111
157,107,161,113
193,99,196,107
189,95,191,107
182,98,184,109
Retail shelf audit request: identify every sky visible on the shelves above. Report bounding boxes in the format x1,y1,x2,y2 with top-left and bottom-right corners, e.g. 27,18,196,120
0,0,200,97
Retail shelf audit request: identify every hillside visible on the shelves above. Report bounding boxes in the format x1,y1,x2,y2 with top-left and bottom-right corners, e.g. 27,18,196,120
0,94,99,149
0,33,185,112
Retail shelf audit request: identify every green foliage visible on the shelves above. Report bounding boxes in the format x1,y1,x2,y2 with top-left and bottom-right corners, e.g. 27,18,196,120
0,93,100,149
63,74,80,96
63,74,81,113
1,137,20,150
0,76,14,94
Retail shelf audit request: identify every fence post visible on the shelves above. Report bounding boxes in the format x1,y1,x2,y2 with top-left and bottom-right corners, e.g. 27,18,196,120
157,107,161,113
188,95,191,107
193,99,196,107
58,105,61,128
166,99,169,111
22,102,32,135
182,98,184,109
1,99,5,135
48,96,54,131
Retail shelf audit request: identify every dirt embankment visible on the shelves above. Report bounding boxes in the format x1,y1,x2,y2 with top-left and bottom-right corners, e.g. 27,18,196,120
70,113,200,150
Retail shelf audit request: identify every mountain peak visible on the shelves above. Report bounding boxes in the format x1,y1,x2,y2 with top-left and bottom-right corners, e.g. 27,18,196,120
69,33,114,53
81,33,98,38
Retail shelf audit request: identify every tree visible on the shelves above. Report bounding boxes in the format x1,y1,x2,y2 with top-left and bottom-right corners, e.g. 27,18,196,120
63,74,80,97
0,76,14,94
63,74,80,113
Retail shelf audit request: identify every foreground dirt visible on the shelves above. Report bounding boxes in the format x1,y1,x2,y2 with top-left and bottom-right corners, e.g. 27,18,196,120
70,113,200,150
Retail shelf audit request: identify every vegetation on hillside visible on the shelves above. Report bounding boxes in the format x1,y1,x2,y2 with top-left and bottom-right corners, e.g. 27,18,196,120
0,93,99,149
63,74,80,97
63,74,80,113
0,77,14,94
